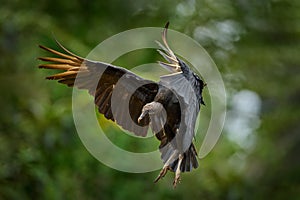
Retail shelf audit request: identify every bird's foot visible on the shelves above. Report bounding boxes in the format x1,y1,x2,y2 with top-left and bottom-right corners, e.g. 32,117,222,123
173,170,181,188
154,165,170,183
173,154,183,188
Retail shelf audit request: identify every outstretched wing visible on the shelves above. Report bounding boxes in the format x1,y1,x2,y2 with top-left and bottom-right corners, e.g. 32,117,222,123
153,22,202,172
156,22,181,73
159,73,200,151
38,42,158,137
156,22,201,152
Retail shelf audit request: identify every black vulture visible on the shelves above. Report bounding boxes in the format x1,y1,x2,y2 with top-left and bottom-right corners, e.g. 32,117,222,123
38,22,206,187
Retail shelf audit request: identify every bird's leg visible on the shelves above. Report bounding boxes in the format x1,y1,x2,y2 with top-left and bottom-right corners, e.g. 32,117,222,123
154,151,178,183
173,154,184,188
154,164,170,183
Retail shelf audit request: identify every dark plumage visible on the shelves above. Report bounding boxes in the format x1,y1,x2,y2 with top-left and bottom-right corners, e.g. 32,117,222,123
38,22,206,187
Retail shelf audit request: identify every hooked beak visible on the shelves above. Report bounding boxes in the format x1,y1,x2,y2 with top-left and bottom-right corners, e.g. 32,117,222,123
138,110,149,123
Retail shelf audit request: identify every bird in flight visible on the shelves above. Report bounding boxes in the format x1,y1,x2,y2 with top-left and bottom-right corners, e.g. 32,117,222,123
38,22,206,188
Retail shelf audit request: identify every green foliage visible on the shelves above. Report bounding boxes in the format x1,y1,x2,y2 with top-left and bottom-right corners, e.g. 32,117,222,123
1,0,300,199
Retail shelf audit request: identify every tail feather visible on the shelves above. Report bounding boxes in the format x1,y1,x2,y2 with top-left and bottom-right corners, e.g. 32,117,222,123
169,144,198,172
157,131,199,173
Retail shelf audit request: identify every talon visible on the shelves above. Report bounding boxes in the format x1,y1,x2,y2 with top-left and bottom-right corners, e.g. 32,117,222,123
154,166,170,183
173,154,183,188
173,174,181,188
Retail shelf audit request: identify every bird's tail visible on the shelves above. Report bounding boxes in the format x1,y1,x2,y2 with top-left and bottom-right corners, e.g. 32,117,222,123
158,135,199,172
170,144,199,172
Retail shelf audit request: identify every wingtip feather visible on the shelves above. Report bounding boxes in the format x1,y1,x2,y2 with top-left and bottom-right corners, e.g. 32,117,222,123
164,21,170,29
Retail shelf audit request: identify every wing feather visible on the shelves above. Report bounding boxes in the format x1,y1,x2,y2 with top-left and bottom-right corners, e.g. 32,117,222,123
38,42,158,136
159,72,199,152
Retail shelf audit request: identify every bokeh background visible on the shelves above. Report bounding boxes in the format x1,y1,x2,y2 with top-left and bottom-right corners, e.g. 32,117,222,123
1,0,299,199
